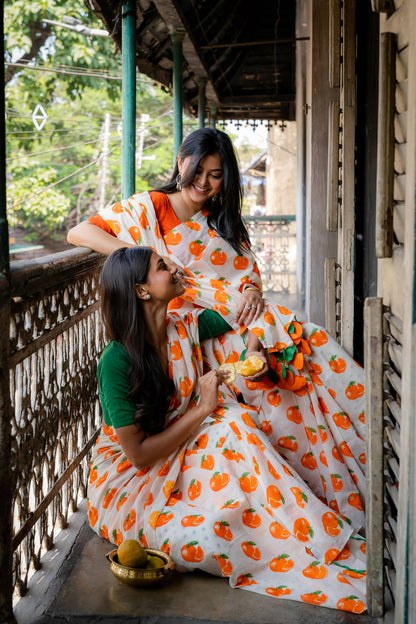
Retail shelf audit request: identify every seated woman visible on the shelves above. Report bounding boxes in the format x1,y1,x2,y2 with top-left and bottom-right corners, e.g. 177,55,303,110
70,129,366,517
88,245,366,614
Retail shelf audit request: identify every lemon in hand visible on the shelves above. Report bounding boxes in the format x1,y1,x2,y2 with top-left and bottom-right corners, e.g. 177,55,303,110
239,355,264,376
117,539,148,568
219,355,264,383
218,362,236,383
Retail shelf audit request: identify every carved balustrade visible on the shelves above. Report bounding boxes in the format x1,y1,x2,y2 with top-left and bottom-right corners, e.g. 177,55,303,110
0,248,105,607
243,215,297,294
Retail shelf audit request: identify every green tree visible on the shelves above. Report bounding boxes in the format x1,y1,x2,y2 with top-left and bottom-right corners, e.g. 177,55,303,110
5,0,178,245
4,0,121,102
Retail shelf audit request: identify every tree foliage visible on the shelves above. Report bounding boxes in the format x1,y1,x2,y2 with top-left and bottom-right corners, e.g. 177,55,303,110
4,0,187,245
4,0,121,101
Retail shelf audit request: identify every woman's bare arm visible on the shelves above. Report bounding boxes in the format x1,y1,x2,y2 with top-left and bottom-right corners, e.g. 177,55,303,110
67,221,135,256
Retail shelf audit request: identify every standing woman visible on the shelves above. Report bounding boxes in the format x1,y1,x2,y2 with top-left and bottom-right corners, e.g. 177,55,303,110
89,245,367,613
70,129,366,524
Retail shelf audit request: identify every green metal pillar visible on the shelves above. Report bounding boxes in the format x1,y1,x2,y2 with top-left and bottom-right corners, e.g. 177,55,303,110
198,78,207,128
209,106,217,129
0,5,16,623
171,31,185,161
122,0,136,198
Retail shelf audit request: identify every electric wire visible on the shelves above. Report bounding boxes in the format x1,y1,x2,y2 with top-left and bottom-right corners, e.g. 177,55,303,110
6,135,120,162
5,60,156,83
8,145,121,209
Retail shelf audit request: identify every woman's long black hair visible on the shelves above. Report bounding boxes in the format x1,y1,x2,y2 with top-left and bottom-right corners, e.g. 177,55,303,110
99,246,175,435
156,128,251,255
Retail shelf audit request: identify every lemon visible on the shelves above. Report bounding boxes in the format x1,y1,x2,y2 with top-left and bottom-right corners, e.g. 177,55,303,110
219,355,264,383
239,355,264,377
117,539,148,568
218,362,236,383
146,555,165,569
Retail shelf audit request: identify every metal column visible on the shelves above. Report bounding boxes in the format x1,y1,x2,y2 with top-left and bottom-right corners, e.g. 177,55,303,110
209,106,217,129
171,31,185,161
122,0,136,198
0,3,17,622
198,78,207,128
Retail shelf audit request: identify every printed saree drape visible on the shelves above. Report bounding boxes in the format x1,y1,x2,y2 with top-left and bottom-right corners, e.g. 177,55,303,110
88,312,366,613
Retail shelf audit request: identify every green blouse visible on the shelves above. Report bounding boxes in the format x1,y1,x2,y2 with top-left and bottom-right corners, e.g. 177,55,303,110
98,309,231,429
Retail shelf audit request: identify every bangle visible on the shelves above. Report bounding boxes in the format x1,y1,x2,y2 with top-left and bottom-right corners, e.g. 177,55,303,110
244,285,263,296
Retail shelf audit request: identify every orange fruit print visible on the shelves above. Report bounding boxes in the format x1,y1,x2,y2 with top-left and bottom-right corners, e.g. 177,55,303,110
345,381,364,400
210,248,227,265
290,486,308,508
266,586,292,597
309,329,328,347
239,472,258,492
286,405,302,423
242,508,262,528
164,230,182,245
277,435,298,452
329,355,346,373
234,255,249,270
181,515,205,527
322,511,343,536
210,471,230,491
181,541,204,563
269,521,290,539
293,517,314,542
189,240,205,256
236,573,257,586
188,479,202,500
332,411,351,430
214,553,233,576
200,454,215,470
301,452,318,470
269,554,295,572
214,521,233,541
266,484,284,508
267,389,281,406
301,591,328,605
241,541,262,560
337,596,366,613
302,561,328,579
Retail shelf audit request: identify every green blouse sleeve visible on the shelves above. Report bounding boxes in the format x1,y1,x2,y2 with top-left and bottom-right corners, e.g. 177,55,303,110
198,309,232,342
97,341,136,428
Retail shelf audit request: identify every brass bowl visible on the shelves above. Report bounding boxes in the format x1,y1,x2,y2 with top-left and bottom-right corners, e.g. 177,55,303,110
106,547,175,586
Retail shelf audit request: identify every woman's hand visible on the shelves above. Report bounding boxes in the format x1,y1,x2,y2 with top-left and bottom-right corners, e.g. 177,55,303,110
235,289,264,326
163,256,186,285
199,369,227,414
243,350,269,381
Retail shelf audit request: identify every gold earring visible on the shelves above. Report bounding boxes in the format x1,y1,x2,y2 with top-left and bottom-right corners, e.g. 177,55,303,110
176,173,182,190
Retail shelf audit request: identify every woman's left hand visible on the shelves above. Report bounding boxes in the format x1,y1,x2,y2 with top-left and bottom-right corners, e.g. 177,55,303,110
243,350,269,381
163,256,186,285
235,289,264,326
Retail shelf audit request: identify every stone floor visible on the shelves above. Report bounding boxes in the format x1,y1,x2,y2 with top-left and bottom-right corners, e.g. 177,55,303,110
14,503,392,624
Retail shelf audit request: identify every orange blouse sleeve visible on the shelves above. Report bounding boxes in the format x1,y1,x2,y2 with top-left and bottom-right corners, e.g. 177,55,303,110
88,214,117,236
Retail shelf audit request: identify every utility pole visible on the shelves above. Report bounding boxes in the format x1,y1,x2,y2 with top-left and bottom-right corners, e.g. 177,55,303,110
99,113,111,210
136,113,149,169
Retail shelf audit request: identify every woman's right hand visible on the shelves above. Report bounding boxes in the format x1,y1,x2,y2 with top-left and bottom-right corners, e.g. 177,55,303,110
198,369,227,414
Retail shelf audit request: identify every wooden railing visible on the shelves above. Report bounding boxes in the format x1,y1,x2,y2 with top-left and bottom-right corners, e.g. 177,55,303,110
0,248,105,622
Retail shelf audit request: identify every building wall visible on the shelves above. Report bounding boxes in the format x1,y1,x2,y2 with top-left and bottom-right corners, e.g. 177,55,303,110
265,122,297,216
375,1,416,621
